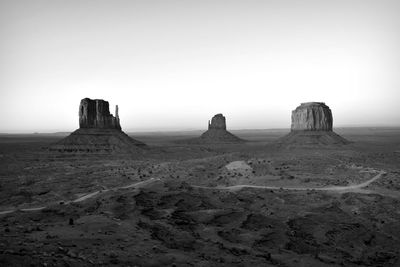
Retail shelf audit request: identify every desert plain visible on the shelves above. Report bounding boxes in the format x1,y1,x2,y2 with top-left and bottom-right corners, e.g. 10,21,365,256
0,127,400,266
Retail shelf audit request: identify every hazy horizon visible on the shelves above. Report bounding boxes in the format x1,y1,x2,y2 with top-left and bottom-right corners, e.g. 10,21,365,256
1,0,400,132
2,124,400,134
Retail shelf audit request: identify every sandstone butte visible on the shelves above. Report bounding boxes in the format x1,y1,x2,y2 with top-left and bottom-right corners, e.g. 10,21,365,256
50,98,146,153
79,98,121,130
279,102,349,146
187,113,245,144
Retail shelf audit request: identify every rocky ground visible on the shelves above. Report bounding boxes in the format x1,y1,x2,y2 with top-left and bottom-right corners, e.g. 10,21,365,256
0,128,399,266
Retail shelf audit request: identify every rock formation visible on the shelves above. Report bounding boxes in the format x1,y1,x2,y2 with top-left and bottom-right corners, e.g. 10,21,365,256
208,114,226,130
50,98,146,153
279,102,349,146
79,98,121,130
181,114,245,144
291,102,332,131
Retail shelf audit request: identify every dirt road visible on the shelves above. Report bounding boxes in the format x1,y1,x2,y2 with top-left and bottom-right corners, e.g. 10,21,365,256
0,169,388,215
0,178,160,215
194,170,386,192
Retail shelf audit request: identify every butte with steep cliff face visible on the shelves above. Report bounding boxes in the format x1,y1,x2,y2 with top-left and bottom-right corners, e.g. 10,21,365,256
185,114,244,144
279,102,349,146
50,98,146,153
79,98,121,130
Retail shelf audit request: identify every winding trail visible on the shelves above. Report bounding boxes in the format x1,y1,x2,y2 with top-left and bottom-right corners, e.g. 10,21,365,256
194,170,386,192
0,168,388,216
0,178,160,215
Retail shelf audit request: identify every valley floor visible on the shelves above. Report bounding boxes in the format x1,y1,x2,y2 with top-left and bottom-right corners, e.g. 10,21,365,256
0,128,399,266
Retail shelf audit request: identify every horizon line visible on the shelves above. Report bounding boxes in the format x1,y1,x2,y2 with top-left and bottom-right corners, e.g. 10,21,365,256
1,125,400,135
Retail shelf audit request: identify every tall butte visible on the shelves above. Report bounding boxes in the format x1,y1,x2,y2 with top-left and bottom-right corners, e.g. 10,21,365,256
184,113,244,144
50,98,146,153
279,102,349,146
79,98,121,130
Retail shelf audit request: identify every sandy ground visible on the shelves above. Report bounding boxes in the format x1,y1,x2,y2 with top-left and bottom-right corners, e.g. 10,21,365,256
0,127,399,266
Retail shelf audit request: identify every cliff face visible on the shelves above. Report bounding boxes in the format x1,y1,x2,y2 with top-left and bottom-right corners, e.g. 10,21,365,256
79,98,121,130
291,102,333,131
279,102,349,146
196,113,244,143
208,114,227,130
50,98,146,153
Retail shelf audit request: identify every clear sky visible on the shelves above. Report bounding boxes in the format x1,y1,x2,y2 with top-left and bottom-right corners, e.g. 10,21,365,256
1,0,399,132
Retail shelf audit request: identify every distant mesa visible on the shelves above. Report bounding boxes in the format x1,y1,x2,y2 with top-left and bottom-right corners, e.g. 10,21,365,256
208,113,227,130
279,102,349,146
79,98,121,130
50,98,146,153
182,114,245,144
291,102,333,131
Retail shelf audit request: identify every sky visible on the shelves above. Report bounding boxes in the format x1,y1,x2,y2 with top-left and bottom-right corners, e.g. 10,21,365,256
1,0,399,132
